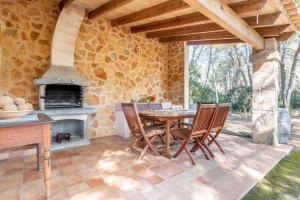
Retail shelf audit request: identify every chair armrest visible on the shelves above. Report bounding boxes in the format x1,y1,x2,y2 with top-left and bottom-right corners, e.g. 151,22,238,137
170,122,192,129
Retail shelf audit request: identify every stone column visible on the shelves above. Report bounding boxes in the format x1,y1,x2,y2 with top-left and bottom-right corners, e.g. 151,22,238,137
251,38,280,145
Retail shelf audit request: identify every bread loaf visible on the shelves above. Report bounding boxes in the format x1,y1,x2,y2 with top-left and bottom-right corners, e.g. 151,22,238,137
0,96,14,108
3,104,18,111
14,97,26,106
17,103,33,111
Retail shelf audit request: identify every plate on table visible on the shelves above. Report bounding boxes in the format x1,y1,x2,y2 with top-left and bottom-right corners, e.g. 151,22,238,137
0,109,33,119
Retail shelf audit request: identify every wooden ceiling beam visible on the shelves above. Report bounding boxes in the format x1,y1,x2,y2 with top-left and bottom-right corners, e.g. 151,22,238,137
282,0,292,5
182,0,264,50
131,0,267,33
284,2,296,10
146,13,281,38
88,0,134,19
187,32,296,45
271,0,298,32
111,0,190,26
254,25,289,37
287,8,298,15
187,39,243,45
159,31,236,43
59,0,74,10
159,25,288,43
276,31,296,41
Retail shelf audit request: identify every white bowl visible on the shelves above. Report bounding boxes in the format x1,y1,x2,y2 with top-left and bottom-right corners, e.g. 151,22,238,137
0,110,33,119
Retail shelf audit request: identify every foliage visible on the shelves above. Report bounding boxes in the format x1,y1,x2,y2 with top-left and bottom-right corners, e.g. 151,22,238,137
189,81,252,113
139,95,156,103
189,83,215,104
290,90,300,109
227,86,252,112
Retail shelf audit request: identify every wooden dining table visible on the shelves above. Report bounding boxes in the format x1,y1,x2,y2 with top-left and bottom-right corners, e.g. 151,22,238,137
139,109,196,158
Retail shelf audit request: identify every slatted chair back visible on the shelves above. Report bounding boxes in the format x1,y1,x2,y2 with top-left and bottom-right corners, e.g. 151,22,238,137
189,104,218,142
136,103,150,111
122,103,145,138
149,102,163,110
212,103,231,132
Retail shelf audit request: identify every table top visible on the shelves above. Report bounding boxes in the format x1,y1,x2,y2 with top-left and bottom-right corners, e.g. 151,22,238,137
139,109,196,119
0,114,53,128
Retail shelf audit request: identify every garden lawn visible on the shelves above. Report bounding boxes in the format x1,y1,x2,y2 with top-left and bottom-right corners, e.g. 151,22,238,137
243,150,300,200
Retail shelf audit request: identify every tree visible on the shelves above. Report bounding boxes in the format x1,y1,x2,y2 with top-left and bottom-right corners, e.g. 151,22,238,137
279,34,300,108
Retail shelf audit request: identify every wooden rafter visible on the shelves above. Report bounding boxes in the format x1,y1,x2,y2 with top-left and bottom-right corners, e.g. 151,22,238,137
159,31,236,43
254,25,289,37
131,0,267,33
159,25,288,43
271,0,298,31
59,0,74,10
276,31,296,41
111,0,190,26
146,13,281,38
182,0,264,50
88,0,134,19
187,39,242,45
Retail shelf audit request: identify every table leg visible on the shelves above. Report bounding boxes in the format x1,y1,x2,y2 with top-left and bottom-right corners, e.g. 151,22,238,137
165,120,171,158
43,124,51,200
36,144,42,171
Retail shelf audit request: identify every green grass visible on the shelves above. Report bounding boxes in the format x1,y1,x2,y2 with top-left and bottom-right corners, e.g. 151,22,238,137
243,150,300,200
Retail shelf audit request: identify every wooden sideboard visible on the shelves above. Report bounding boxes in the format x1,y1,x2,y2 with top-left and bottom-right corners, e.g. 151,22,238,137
0,114,53,200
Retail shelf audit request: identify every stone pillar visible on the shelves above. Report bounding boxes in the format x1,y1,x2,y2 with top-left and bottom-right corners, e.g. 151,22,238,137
251,38,280,145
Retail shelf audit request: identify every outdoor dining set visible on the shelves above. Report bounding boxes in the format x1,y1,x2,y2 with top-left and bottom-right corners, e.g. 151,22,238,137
121,102,231,165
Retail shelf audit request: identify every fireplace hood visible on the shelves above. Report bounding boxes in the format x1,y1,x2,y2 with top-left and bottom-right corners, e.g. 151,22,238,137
34,65,90,87
34,4,89,87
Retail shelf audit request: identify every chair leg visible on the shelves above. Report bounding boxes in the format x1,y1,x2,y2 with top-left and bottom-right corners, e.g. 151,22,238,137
159,135,165,144
196,140,210,160
139,145,149,160
173,138,187,158
147,136,160,156
191,140,199,153
208,134,225,154
183,147,196,165
203,142,214,158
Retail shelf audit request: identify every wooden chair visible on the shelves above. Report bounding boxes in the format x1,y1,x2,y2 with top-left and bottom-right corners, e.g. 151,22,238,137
136,103,150,111
207,103,231,154
121,103,164,160
170,104,217,165
149,102,163,110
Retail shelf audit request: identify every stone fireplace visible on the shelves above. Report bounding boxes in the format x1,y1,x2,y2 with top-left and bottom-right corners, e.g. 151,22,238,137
33,4,96,150
34,65,96,150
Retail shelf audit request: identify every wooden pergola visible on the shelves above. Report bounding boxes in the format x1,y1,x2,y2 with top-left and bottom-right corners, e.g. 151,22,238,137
60,0,300,49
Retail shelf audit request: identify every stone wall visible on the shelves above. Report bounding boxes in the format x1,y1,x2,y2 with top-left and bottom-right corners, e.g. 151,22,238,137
0,0,60,106
0,18,3,95
167,42,185,105
0,1,186,139
75,18,169,138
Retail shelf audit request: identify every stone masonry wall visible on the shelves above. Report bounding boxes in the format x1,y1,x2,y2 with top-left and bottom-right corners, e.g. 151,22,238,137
167,42,185,105
0,0,60,106
75,18,169,138
0,1,183,139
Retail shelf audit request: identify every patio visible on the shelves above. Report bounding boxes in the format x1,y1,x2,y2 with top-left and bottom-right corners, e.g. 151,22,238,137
0,134,292,200
0,0,300,200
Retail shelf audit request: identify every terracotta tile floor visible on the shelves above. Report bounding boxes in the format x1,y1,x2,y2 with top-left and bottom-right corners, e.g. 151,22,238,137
0,134,292,200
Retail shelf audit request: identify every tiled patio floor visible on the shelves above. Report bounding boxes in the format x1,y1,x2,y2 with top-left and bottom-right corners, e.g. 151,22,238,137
0,134,292,200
